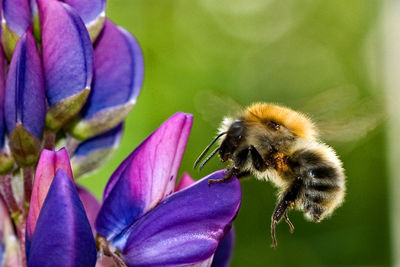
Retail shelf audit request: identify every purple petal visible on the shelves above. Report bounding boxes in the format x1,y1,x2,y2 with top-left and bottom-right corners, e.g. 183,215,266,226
119,170,241,267
63,0,106,40
211,228,235,267
95,112,192,241
4,28,46,139
38,0,93,106
76,185,101,236
0,40,7,149
2,0,31,36
27,169,97,267
70,20,143,139
175,173,195,192
188,256,214,267
71,124,123,177
26,148,73,248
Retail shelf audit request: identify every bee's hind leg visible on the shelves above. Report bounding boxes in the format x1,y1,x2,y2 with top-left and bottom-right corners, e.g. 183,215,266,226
284,211,295,234
270,177,303,247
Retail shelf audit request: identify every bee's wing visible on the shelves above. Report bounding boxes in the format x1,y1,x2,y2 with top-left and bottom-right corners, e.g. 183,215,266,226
290,85,385,142
194,90,244,126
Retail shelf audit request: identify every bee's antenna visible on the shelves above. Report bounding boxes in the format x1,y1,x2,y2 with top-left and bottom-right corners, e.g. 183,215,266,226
199,147,220,170
194,132,226,169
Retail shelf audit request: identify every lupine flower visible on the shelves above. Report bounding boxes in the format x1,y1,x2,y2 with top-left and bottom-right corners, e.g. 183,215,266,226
69,19,143,140
37,0,94,131
27,169,97,266
71,124,123,178
26,147,73,254
1,0,32,59
0,0,242,266
24,113,241,266
4,28,45,166
95,112,241,266
63,0,106,41
0,35,14,173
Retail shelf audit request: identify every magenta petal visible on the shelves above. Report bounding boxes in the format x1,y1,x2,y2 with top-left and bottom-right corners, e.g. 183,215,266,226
26,148,73,249
77,185,100,236
4,28,46,139
119,171,241,267
96,112,193,241
38,0,93,106
175,172,195,192
2,0,31,36
27,170,97,267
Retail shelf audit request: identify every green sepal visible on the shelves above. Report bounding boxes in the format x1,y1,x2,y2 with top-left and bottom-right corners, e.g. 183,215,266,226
1,21,20,60
45,88,90,132
9,124,41,167
87,13,106,42
68,102,133,140
33,12,41,44
0,153,15,174
72,147,115,178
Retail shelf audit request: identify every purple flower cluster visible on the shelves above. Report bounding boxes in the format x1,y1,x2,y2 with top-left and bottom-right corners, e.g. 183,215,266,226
0,0,242,266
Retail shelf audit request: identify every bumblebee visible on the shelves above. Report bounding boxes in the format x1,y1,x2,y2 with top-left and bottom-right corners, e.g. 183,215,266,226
194,103,346,247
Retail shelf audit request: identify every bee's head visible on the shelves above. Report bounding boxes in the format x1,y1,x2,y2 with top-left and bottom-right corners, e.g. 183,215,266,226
219,120,245,162
245,103,318,141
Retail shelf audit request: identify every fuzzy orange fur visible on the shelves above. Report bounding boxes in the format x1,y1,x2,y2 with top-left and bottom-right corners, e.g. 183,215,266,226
244,103,317,139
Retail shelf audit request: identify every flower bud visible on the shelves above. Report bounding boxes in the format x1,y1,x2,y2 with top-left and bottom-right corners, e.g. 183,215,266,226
1,0,32,59
26,148,73,254
69,20,143,140
0,39,14,173
63,0,106,41
71,124,123,178
37,0,94,131
5,28,45,166
27,170,96,266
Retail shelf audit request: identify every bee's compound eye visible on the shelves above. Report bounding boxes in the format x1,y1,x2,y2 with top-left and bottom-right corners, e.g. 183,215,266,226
270,121,281,130
228,120,244,137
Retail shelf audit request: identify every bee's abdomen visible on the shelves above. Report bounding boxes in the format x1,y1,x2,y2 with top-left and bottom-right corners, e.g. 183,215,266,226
289,147,345,222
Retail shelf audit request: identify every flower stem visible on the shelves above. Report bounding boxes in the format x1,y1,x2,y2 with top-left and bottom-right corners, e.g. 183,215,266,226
66,135,80,157
16,219,27,267
23,167,33,211
96,235,128,267
43,131,56,150
0,174,19,214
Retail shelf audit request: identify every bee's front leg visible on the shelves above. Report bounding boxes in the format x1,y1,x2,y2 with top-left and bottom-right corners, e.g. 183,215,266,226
208,166,240,185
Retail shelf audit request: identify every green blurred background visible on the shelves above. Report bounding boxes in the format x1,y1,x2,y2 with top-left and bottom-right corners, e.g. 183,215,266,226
79,0,391,266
